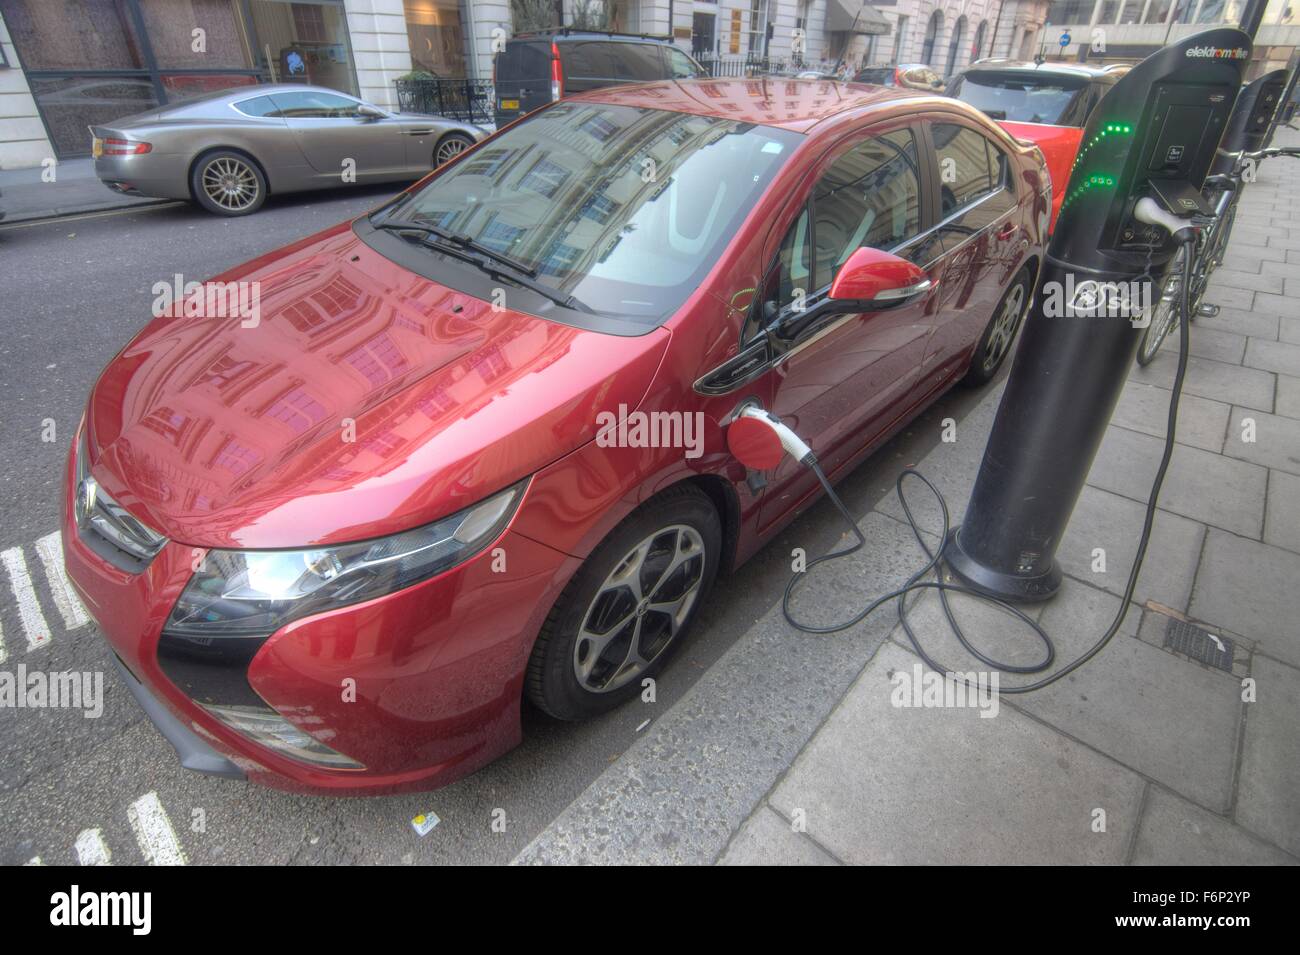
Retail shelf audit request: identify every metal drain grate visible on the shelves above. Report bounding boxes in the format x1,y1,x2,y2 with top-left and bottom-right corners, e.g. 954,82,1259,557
1163,618,1235,672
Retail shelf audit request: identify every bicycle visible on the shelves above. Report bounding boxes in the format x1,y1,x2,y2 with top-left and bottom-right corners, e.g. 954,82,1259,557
1135,144,1300,366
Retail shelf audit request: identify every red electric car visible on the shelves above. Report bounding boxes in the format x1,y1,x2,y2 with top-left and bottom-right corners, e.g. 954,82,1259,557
64,78,1048,795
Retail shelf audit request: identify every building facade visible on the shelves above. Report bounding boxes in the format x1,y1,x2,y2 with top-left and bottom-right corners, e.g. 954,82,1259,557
0,0,1291,170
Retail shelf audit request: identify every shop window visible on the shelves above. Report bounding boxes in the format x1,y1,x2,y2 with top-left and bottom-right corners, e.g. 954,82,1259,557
248,0,357,95
403,0,466,77
136,0,254,70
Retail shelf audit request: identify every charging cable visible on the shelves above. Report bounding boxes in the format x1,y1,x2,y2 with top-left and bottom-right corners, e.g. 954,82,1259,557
777,218,1200,693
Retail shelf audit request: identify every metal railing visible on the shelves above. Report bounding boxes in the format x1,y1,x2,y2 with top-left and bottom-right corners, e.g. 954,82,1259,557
395,77,495,126
694,53,841,78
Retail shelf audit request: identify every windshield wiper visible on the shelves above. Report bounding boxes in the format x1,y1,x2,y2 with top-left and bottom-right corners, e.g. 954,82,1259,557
374,218,540,279
375,219,591,313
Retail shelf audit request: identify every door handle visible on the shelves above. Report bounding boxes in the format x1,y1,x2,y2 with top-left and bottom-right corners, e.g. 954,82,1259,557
996,222,1016,240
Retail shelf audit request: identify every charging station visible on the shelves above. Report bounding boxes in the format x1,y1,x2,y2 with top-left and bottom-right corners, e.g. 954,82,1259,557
1212,67,1289,173
943,28,1253,602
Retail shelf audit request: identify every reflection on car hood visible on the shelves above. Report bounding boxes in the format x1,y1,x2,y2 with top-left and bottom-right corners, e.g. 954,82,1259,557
85,221,669,549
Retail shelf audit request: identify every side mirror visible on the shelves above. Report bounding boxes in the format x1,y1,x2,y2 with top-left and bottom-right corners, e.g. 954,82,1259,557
357,104,385,121
828,247,932,307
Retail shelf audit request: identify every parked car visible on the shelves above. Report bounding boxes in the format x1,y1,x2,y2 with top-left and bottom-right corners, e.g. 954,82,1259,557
947,60,1120,229
65,79,1048,795
854,64,946,92
89,84,487,216
492,29,706,128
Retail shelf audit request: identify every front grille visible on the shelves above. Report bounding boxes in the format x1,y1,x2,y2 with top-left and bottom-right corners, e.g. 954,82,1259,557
75,430,167,573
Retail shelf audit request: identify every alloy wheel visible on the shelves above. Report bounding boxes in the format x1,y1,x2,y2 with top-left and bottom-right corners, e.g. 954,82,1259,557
435,136,471,166
573,525,706,693
201,157,259,212
982,281,1026,372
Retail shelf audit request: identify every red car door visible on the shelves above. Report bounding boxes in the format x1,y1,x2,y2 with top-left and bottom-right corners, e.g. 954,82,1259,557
754,121,943,533
916,119,1021,393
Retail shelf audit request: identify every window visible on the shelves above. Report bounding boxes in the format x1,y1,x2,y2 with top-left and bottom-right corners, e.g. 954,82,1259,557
762,129,921,320
268,90,362,118
666,47,702,79
812,130,921,283
892,15,908,64
234,95,279,117
392,102,800,322
932,123,999,216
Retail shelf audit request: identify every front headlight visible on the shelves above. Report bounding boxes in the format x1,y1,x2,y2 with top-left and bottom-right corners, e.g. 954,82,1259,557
165,479,527,638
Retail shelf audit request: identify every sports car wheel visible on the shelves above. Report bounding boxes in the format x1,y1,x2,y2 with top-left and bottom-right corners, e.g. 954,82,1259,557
525,484,721,720
191,151,266,216
434,133,475,167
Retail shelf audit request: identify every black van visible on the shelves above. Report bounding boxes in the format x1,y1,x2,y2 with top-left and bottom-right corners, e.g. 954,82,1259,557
493,30,706,128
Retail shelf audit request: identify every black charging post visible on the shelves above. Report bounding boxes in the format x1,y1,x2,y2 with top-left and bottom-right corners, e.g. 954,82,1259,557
944,29,1253,602
1213,67,1290,175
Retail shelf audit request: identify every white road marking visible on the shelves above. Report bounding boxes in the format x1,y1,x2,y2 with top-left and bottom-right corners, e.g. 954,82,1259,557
23,857,43,865
34,532,90,631
0,620,6,664
128,792,187,866
1,546,51,650
74,827,113,866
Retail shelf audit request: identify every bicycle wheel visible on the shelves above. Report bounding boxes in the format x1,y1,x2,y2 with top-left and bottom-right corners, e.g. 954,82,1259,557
1136,245,1187,367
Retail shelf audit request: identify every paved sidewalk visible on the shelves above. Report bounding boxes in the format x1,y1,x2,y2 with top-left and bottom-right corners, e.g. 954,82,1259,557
515,127,1300,866
0,158,169,224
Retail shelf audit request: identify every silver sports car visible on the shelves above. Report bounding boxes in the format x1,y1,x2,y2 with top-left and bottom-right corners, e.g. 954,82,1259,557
90,84,488,216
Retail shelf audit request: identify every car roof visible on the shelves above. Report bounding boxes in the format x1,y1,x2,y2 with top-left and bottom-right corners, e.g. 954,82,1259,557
570,77,937,133
510,31,672,44
964,59,1116,80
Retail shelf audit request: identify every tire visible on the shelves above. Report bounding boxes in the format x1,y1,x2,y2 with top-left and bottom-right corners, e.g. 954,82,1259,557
190,150,266,216
525,484,721,721
433,132,475,167
1136,245,1188,367
961,265,1032,387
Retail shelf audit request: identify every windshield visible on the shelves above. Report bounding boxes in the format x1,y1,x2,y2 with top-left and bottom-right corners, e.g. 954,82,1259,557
379,102,802,322
952,73,1086,125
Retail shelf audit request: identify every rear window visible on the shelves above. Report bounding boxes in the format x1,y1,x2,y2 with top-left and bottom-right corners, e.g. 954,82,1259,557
497,41,551,81
854,68,893,84
951,72,1088,126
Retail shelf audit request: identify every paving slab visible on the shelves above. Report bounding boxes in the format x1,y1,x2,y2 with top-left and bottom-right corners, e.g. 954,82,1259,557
1164,325,1248,365
1111,379,1229,453
1208,268,1285,295
1059,485,1205,612
1222,406,1300,477
716,805,841,865
1249,294,1300,322
1190,530,1300,668
1132,787,1296,865
1264,469,1300,554
1129,351,1275,412
1193,306,1278,341
1013,581,1241,812
1245,337,1300,376
767,642,1145,865
1087,424,1266,539
1235,656,1300,857
1276,373,1300,419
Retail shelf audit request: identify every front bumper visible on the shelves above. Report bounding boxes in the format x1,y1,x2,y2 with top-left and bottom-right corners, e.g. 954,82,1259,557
62,446,580,795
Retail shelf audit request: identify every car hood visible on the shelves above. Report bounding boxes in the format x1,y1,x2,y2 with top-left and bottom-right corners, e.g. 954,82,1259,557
85,221,670,550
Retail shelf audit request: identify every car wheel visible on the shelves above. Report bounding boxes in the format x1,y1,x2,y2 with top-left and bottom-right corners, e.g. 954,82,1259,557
191,150,266,216
433,133,474,167
962,265,1032,387
525,484,721,721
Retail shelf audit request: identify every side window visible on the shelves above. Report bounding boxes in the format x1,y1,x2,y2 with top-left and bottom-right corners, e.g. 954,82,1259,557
755,128,920,335
269,91,363,118
666,47,702,79
233,95,278,118
933,123,995,216
623,43,667,81
811,128,922,285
